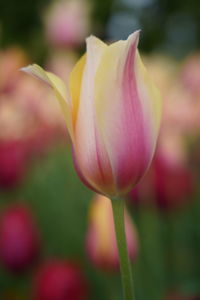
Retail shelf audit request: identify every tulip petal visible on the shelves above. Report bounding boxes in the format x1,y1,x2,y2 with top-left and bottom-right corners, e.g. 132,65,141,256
94,31,161,194
135,51,161,140
71,37,115,195
21,64,73,139
69,54,86,127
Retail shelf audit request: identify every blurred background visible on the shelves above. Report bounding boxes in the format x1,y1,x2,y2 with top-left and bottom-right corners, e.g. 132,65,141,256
0,0,200,299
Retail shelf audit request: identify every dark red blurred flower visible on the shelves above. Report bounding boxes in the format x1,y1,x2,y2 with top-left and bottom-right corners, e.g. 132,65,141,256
33,260,88,300
153,153,194,210
0,140,29,189
0,204,40,272
128,151,194,211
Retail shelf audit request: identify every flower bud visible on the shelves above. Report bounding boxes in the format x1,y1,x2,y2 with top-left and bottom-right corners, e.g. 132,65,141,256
0,140,29,189
128,135,194,211
44,0,90,48
23,31,161,197
33,260,88,300
0,204,40,272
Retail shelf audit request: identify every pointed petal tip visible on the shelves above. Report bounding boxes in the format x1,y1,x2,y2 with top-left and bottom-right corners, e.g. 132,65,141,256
19,64,39,75
86,35,107,51
86,34,95,40
19,65,31,73
86,34,98,44
127,29,141,44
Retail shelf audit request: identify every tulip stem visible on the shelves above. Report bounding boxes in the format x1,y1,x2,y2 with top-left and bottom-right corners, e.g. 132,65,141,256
111,198,134,300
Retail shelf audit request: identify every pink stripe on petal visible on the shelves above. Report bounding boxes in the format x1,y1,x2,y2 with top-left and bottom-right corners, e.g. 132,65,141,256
94,31,156,195
115,35,152,191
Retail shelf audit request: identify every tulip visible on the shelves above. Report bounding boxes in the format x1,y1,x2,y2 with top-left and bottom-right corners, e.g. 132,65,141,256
0,140,29,189
22,30,161,198
86,194,138,271
128,146,194,211
33,260,88,300
152,151,194,210
0,204,40,272
44,0,90,48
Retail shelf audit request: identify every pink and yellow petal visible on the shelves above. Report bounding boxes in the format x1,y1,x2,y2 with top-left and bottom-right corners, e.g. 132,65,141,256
94,31,161,194
135,51,162,144
71,36,115,195
21,64,73,139
69,54,86,127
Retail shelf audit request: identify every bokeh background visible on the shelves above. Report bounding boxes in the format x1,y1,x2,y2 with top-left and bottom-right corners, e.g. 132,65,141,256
0,0,200,299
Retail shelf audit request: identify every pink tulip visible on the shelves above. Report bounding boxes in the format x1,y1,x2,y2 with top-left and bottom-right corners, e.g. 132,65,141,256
0,204,40,272
44,0,90,48
22,31,161,197
86,194,138,271
33,260,88,300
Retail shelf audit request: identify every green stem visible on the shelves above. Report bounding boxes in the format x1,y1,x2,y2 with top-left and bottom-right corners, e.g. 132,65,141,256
111,198,134,300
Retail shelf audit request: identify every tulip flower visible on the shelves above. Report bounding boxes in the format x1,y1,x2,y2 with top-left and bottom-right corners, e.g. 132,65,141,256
0,203,40,273
0,140,29,189
86,194,138,271
44,0,90,48
128,150,194,211
22,30,161,300
33,260,88,300
152,151,193,210
22,30,161,198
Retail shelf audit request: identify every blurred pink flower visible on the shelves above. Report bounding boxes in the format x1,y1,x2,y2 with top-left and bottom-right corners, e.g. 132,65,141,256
86,194,138,271
163,85,200,136
0,203,40,272
180,53,200,95
33,260,88,300
146,54,200,137
0,47,27,95
0,70,66,160
44,0,90,48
